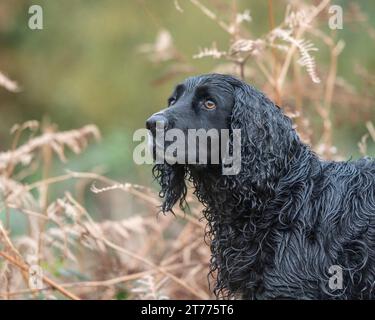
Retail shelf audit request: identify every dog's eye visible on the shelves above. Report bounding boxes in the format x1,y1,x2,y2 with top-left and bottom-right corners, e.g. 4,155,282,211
204,100,216,110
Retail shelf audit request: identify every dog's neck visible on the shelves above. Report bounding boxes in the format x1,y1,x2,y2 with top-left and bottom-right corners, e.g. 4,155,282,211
188,137,320,298
189,136,317,209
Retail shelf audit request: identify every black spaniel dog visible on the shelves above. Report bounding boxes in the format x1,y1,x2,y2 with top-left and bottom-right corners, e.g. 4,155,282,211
146,74,375,299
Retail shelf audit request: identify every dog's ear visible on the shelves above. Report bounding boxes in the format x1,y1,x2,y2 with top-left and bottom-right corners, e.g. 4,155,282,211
152,164,187,213
231,83,265,144
230,81,299,184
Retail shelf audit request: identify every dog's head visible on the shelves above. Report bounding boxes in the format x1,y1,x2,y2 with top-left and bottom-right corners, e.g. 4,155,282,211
146,74,235,165
147,73,298,212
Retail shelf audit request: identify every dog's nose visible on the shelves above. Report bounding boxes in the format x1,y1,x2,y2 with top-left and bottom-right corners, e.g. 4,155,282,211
146,114,169,135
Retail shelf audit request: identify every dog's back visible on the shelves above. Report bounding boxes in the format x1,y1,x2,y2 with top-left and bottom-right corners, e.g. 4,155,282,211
256,157,375,299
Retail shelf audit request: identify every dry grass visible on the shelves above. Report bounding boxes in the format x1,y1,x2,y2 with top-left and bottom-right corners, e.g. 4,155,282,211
1,0,374,300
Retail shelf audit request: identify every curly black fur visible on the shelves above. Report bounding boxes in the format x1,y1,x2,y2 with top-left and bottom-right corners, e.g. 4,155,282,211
150,74,375,299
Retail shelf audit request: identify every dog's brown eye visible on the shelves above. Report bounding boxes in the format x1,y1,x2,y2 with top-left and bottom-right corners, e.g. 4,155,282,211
204,100,216,109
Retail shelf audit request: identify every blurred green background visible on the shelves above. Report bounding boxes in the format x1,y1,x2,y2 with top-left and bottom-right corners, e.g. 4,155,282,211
0,0,374,187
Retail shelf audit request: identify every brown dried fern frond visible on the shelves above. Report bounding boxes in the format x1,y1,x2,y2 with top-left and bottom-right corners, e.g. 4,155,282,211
366,122,375,142
270,28,320,83
0,177,37,209
193,43,227,60
284,4,310,29
0,71,20,92
229,39,265,57
40,194,149,259
138,29,178,63
132,274,169,300
0,125,101,173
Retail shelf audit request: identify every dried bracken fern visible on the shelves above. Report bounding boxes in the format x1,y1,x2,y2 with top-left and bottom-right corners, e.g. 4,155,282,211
0,176,37,209
229,39,265,56
270,28,320,83
235,10,252,25
138,29,177,63
1,0,373,301
284,4,309,29
0,125,100,172
193,43,227,60
366,122,375,142
160,0,373,161
0,71,20,92
0,120,210,299
132,275,169,300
